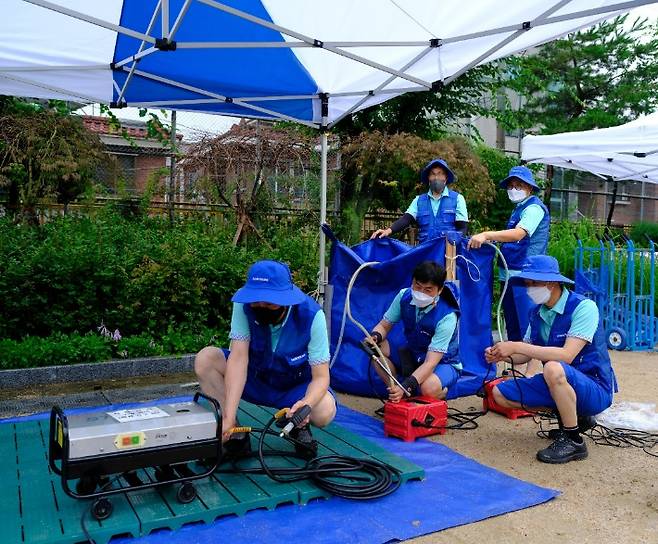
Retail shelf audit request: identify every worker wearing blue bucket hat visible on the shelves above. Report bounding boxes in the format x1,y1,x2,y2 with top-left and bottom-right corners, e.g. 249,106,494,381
195,260,336,458
468,166,550,344
370,158,469,242
485,255,617,464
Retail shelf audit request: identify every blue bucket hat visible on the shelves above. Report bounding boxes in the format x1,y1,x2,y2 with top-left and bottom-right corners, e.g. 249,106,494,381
232,260,306,305
510,255,574,285
421,158,455,185
499,165,540,191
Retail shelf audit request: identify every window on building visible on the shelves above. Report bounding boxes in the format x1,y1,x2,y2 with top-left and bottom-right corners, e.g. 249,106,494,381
115,154,137,192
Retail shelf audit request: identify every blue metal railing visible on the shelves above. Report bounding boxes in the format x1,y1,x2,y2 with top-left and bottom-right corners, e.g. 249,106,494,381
575,236,657,351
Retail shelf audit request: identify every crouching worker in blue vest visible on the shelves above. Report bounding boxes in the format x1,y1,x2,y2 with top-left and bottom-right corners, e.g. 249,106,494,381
485,256,617,464
365,261,461,402
370,158,468,242
468,166,550,343
195,260,336,458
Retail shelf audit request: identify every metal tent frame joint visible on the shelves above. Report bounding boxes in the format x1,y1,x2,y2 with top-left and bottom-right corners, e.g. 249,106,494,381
431,80,445,92
522,21,532,30
155,38,177,51
429,38,442,48
313,39,324,48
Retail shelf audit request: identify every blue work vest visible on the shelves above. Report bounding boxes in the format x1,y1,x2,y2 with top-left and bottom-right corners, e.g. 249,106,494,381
399,287,460,368
416,190,459,243
243,296,320,390
529,291,617,394
500,195,550,270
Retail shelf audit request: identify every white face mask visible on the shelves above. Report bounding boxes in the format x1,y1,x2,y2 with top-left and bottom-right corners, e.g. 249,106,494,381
527,285,551,305
507,188,527,203
410,289,435,308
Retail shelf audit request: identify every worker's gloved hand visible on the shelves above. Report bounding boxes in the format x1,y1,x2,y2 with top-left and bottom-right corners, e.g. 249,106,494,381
400,375,419,397
288,401,312,427
364,330,383,347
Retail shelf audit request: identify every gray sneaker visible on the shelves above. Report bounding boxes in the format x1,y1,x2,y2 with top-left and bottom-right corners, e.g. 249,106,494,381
537,434,588,464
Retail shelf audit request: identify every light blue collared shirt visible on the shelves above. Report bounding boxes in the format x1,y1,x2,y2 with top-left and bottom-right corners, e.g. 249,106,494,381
523,288,599,344
229,302,330,365
500,195,547,279
405,187,468,222
383,288,459,357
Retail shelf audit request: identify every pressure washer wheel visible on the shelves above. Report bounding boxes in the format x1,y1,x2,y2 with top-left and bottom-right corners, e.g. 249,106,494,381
176,482,196,504
91,498,113,521
76,475,99,496
606,327,627,350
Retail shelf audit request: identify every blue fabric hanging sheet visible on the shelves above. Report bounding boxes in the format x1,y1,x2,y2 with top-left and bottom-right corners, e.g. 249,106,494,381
324,227,496,399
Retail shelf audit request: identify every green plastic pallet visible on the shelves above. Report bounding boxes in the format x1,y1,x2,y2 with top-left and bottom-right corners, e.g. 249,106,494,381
0,402,424,544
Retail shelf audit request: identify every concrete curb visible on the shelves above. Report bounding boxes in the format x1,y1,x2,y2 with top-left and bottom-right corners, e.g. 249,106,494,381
0,354,196,390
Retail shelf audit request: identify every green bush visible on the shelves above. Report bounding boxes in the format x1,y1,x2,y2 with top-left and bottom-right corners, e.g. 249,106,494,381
0,208,319,343
0,327,225,370
547,218,604,279
629,221,658,246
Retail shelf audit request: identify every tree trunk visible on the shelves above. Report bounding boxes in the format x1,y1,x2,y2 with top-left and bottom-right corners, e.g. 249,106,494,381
606,176,618,227
543,164,553,213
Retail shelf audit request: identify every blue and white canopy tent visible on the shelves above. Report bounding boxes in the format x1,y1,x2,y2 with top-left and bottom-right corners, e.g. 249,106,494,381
2,0,656,395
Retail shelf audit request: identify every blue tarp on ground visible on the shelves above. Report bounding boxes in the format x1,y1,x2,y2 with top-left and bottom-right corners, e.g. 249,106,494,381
1,402,558,544
325,228,496,399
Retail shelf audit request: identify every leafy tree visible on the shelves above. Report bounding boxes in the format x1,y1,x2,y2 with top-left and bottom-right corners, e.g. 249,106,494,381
338,132,495,243
335,64,503,139
502,15,658,135
499,15,658,221
0,101,110,223
184,122,320,246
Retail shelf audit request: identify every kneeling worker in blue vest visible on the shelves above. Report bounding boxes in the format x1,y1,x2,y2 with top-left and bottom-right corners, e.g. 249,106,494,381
365,261,461,402
195,260,336,458
485,256,617,464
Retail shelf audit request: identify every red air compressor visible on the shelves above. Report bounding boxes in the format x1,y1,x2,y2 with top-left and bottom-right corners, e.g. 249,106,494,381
482,377,533,419
384,396,448,442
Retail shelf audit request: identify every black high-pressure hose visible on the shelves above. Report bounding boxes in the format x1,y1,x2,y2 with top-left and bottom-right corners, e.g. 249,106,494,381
218,414,403,500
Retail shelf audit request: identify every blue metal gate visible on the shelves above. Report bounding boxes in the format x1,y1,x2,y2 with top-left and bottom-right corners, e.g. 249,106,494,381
575,236,657,351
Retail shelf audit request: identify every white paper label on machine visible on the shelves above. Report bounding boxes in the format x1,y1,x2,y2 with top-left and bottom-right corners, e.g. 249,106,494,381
107,406,170,423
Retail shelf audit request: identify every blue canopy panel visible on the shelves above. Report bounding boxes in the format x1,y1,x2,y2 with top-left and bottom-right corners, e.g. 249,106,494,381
326,231,495,399
113,0,317,121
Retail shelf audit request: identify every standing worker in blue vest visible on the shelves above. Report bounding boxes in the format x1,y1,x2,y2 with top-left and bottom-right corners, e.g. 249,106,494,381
195,260,336,457
485,256,617,463
468,166,550,342
370,158,469,242
364,261,461,402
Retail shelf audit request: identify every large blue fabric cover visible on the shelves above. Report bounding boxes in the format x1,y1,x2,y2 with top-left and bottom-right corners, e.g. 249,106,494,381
325,228,495,399
2,403,558,544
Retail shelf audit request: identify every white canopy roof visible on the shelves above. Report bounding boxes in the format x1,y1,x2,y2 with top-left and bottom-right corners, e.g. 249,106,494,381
1,0,656,128
522,112,658,183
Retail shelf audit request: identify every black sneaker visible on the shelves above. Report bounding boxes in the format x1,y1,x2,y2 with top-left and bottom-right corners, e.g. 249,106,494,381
546,415,597,439
223,431,252,457
536,434,588,464
289,424,318,459
374,406,385,418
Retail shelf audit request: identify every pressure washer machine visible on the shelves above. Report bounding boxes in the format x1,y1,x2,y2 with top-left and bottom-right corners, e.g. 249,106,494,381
48,392,221,521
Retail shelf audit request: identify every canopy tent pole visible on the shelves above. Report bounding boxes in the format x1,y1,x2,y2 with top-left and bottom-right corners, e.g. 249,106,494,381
318,93,329,306
318,94,329,304
319,132,328,300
